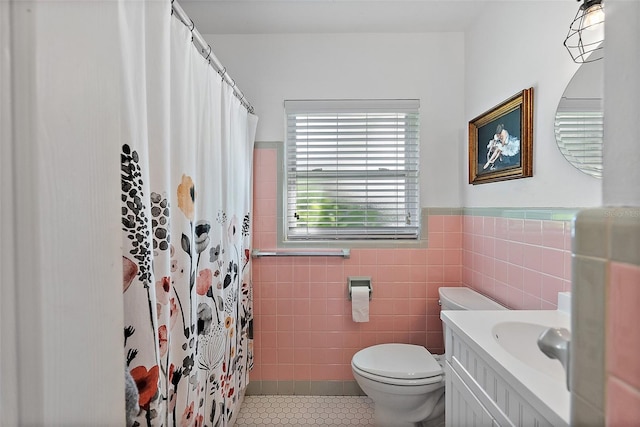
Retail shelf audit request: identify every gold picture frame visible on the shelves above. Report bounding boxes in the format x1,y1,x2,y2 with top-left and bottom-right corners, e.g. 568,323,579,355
469,88,534,184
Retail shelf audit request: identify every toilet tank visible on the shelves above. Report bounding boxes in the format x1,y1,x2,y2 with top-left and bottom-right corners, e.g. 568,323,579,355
438,287,507,311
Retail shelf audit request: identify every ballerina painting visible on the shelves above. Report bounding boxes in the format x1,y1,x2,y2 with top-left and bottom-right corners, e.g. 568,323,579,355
468,87,533,185
483,124,520,170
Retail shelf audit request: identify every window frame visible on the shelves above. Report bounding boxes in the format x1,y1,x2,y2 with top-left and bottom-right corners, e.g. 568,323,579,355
283,99,421,242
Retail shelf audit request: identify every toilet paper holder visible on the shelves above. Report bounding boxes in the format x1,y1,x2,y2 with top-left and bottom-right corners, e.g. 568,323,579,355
348,276,372,300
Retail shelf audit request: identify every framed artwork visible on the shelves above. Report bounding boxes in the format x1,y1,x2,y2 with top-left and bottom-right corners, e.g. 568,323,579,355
468,88,534,184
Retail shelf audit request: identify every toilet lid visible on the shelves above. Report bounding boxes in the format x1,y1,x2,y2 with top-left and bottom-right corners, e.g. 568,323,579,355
352,344,442,380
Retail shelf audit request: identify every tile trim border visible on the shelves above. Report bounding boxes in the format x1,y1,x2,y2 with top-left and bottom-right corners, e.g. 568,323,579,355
246,380,365,396
459,207,580,221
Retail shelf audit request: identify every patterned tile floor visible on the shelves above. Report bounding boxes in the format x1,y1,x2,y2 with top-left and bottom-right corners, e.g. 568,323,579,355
234,395,376,426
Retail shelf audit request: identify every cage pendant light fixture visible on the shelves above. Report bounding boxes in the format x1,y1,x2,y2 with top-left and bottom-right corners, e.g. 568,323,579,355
564,0,605,63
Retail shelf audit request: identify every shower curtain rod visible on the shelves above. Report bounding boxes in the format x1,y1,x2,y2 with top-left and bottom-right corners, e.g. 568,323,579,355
172,0,254,114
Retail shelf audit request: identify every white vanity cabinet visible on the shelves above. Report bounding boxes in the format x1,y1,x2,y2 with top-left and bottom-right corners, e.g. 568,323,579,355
442,311,570,427
446,362,498,427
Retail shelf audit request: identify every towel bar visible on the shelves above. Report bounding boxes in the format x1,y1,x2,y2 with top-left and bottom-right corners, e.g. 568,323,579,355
251,249,350,258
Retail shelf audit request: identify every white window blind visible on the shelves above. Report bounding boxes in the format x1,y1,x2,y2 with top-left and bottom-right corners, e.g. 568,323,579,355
284,99,420,241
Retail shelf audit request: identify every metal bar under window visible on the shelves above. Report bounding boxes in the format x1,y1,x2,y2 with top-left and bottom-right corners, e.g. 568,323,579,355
251,249,350,258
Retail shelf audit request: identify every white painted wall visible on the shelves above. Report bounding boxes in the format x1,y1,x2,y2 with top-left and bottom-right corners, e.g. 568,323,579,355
463,2,602,208
207,2,607,209
603,0,640,206
204,33,466,207
464,2,602,208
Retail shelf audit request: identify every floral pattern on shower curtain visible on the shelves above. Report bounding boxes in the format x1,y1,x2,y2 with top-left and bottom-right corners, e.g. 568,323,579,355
119,3,257,426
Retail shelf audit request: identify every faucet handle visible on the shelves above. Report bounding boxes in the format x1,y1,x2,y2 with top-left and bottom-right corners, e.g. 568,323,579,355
537,327,571,391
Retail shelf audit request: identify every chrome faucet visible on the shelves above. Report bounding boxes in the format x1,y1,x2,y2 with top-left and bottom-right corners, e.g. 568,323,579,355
537,327,571,391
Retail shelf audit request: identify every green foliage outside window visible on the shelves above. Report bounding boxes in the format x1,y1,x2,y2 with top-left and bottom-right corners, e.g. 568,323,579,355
294,185,385,228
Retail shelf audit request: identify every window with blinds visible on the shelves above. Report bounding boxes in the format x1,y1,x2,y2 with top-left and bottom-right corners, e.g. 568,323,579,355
284,99,420,241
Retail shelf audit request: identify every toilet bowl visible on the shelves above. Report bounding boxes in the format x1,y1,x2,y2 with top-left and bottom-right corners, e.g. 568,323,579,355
351,287,507,427
351,344,444,427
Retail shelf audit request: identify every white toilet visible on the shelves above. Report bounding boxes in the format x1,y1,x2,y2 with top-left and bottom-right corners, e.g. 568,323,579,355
351,287,506,427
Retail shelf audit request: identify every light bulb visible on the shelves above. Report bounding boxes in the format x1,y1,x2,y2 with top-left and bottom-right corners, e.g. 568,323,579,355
580,3,605,50
583,3,605,28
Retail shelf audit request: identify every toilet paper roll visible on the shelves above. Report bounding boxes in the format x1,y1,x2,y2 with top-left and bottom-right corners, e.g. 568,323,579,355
351,286,370,323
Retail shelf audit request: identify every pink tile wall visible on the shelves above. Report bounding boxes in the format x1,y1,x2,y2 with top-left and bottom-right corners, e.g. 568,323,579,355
606,262,640,426
252,147,462,381
252,147,574,382
462,215,573,309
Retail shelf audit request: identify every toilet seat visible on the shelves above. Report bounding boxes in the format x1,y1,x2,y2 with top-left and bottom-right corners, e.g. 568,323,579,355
352,344,443,385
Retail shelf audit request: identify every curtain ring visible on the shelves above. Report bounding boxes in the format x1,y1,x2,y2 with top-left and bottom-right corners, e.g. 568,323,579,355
189,19,195,31
205,46,212,61
219,66,227,78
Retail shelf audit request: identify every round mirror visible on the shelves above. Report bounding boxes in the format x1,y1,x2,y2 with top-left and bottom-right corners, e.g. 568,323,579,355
554,58,604,178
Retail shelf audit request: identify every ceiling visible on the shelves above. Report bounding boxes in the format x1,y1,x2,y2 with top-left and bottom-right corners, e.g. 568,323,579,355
178,0,503,34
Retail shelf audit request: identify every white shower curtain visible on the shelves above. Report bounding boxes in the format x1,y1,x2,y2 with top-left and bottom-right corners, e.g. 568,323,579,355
119,3,258,425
